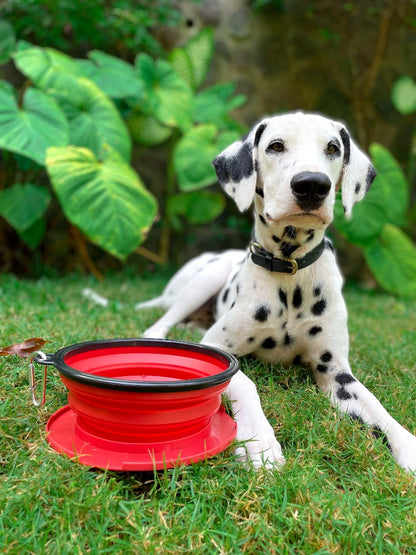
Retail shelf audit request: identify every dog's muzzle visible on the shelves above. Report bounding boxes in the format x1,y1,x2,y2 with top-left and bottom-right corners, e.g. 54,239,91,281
290,171,331,211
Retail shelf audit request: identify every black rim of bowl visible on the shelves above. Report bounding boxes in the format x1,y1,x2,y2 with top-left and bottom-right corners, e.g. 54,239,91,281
35,338,239,392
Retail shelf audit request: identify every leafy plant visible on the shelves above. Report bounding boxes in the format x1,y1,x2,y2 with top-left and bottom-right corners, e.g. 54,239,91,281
334,143,416,298
0,33,157,262
0,24,246,269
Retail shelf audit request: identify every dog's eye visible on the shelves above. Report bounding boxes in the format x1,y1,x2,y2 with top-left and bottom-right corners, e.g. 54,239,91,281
268,140,285,153
325,142,340,156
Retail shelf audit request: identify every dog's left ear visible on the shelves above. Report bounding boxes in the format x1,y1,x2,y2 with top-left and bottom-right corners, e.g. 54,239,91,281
212,120,268,212
337,126,377,218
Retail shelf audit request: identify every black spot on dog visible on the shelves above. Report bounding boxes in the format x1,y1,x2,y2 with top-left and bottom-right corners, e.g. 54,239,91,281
309,326,322,336
320,351,333,363
335,373,356,385
279,288,288,308
292,286,303,308
355,182,361,195
311,299,327,316
284,226,297,239
339,128,351,165
281,321,287,330
372,426,392,451
255,187,264,197
316,364,328,373
366,164,377,191
262,337,277,349
259,214,267,226
281,242,298,258
222,288,229,304
313,286,321,297
292,355,302,366
306,230,315,242
254,122,267,147
247,336,255,343
284,332,294,346
272,235,281,243
349,412,365,425
254,304,271,322
296,312,303,319
277,308,284,318
337,388,352,400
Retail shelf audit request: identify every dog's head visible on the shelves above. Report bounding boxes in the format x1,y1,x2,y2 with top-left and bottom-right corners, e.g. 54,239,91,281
213,112,376,227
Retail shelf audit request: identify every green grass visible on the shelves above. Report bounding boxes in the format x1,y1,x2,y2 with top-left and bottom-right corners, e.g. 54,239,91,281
0,272,415,554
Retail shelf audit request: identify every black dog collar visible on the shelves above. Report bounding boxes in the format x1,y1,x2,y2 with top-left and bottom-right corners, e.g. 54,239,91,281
249,239,326,275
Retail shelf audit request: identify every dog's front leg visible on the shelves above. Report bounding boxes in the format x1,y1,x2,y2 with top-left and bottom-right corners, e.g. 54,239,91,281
313,362,416,474
202,324,285,469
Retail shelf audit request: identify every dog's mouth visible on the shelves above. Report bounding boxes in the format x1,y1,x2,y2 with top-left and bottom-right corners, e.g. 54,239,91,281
266,211,329,228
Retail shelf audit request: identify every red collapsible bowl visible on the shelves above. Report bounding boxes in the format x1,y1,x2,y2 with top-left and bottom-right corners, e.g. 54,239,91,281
39,339,238,471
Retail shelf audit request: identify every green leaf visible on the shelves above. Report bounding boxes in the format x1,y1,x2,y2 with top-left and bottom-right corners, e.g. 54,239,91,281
135,53,193,132
52,77,132,161
174,125,240,191
18,218,47,250
167,191,226,227
127,112,172,146
77,50,142,101
168,48,194,89
0,183,51,233
46,145,158,259
0,21,16,64
0,83,68,165
13,43,131,160
194,83,246,129
391,76,416,115
13,42,83,91
364,224,416,299
334,143,409,246
183,28,214,90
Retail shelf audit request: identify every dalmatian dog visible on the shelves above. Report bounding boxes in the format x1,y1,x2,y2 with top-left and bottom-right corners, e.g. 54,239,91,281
137,112,416,473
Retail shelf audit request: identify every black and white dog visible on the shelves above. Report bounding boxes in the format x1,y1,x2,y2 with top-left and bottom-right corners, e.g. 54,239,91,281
134,112,416,472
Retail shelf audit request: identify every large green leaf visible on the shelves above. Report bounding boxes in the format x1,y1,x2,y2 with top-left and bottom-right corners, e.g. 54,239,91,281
169,28,214,90
127,112,172,147
77,50,142,101
0,82,68,164
53,77,132,161
391,76,416,115
13,41,82,91
0,183,51,233
334,143,409,246
173,125,240,191
46,146,157,259
0,21,16,64
193,83,246,129
13,43,131,160
364,224,416,299
168,191,226,230
135,54,193,132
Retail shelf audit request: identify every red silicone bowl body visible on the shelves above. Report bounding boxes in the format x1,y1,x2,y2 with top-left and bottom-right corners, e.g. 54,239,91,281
38,339,239,470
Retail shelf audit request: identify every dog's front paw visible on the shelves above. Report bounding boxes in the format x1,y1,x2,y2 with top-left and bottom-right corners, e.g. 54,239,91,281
393,431,416,475
234,420,285,470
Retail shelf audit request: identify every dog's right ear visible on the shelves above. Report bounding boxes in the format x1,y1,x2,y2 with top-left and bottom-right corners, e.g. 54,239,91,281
213,121,268,212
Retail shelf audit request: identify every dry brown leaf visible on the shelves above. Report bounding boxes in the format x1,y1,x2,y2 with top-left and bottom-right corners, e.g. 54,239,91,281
0,338,49,358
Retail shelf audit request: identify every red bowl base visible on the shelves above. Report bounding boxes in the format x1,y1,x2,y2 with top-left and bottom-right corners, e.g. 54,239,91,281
46,405,237,471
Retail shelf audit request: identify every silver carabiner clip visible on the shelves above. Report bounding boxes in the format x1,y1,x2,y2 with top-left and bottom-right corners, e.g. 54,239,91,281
29,351,47,407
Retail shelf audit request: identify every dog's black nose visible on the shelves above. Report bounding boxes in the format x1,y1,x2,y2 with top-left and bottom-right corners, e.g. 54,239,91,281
290,171,331,210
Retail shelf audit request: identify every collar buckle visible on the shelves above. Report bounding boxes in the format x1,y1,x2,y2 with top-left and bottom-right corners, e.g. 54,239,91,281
286,258,298,275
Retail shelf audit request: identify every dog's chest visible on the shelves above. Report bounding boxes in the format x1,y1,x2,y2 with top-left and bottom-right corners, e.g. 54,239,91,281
215,257,332,363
